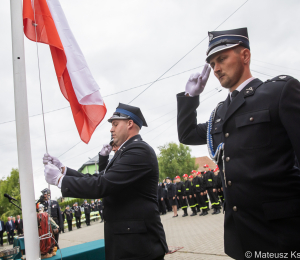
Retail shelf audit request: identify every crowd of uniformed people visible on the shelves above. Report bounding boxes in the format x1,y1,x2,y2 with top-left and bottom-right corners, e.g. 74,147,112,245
157,164,224,217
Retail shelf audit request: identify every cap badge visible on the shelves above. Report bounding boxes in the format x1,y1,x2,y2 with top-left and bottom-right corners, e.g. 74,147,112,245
215,118,221,123
279,76,287,79
209,33,214,42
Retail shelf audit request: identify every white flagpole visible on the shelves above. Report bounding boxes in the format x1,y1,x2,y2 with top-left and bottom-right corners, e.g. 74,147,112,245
10,0,41,259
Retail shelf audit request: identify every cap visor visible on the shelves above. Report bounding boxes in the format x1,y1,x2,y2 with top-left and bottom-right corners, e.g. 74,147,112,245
206,43,239,62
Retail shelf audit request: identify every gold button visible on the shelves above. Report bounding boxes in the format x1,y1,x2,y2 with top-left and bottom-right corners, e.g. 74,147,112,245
228,181,232,186
215,127,217,130
225,133,229,138
127,228,130,231
233,206,237,211
250,117,254,121
226,157,230,162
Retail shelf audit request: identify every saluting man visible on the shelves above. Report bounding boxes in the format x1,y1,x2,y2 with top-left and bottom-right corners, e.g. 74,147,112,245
43,103,168,260
177,27,300,259
81,200,91,226
72,202,82,228
64,205,73,231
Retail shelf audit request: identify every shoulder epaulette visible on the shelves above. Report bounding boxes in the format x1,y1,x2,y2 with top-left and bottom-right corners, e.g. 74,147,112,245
265,75,293,83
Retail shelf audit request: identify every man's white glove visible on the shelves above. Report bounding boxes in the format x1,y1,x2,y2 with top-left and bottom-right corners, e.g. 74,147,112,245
43,154,65,174
185,63,211,97
100,144,112,156
44,163,63,187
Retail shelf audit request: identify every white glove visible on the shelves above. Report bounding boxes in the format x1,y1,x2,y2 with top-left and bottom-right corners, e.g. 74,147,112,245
44,163,63,186
43,154,64,170
185,63,211,97
100,144,112,156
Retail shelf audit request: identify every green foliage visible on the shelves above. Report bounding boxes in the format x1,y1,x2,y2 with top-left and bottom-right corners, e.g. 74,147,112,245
157,142,198,181
0,168,22,223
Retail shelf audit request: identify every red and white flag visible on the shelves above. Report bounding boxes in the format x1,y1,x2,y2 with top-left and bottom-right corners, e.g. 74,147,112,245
23,0,107,143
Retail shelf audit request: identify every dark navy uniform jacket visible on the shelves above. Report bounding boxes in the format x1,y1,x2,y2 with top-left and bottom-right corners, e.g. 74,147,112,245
61,135,168,260
72,206,82,218
177,76,300,259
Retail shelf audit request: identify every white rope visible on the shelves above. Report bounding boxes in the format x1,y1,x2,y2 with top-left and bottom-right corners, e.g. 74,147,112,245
31,0,53,244
207,102,227,187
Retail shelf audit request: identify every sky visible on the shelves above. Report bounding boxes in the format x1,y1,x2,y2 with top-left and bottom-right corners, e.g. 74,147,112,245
1,0,300,200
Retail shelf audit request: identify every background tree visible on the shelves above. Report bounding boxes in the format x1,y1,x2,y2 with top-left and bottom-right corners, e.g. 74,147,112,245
157,142,198,181
0,168,22,223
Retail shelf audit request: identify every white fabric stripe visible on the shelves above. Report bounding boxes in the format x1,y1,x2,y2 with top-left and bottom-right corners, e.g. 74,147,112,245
46,0,104,106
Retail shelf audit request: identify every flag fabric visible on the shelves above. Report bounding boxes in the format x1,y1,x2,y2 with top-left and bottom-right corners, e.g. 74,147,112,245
23,0,106,144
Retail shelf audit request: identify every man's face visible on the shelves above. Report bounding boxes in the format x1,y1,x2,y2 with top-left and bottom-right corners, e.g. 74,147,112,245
7,217,11,221
13,217,15,221
166,179,171,184
17,215,20,220
184,177,188,181
192,172,197,177
209,48,245,89
110,119,132,146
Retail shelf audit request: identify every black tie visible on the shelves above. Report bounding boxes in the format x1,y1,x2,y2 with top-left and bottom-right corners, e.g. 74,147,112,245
231,90,239,102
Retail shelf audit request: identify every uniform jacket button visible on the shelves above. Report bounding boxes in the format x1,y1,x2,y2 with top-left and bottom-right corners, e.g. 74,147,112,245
127,228,130,231
233,206,237,211
228,181,232,186
225,133,229,138
65,188,69,192
250,117,254,121
226,157,230,162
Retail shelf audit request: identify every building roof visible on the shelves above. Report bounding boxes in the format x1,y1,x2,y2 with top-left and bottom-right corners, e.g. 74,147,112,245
78,154,113,172
194,156,217,171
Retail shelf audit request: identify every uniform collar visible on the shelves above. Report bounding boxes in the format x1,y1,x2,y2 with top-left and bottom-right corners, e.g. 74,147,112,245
229,77,256,100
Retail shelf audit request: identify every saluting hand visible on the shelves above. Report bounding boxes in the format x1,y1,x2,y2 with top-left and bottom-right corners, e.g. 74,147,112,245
185,63,211,97
100,144,112,156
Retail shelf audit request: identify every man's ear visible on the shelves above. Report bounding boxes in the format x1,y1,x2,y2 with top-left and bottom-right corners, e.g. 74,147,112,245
127,119,134,129
242,48,251,64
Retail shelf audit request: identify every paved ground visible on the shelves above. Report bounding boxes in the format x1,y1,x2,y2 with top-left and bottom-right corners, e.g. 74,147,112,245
1,208,232,259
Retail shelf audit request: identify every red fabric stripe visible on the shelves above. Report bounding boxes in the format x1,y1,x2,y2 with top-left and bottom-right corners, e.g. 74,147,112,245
23,0,106,143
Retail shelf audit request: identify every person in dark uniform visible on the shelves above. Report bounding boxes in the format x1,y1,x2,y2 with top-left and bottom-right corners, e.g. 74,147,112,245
214,167,224,207
95,199,104,223
90,200,96,222
175,176,188,217
204,165,220,215
157,183,166,215
36,188,63,246
60,207,65,233
191,171,207,216
162,180,172,212
201,170,210,210
166,177,178,217
64,205,73,231
72,202,82,228
81,200,91,226
184,174,197,216
190,171,200,212
43,103,168,260
177,27,300,259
